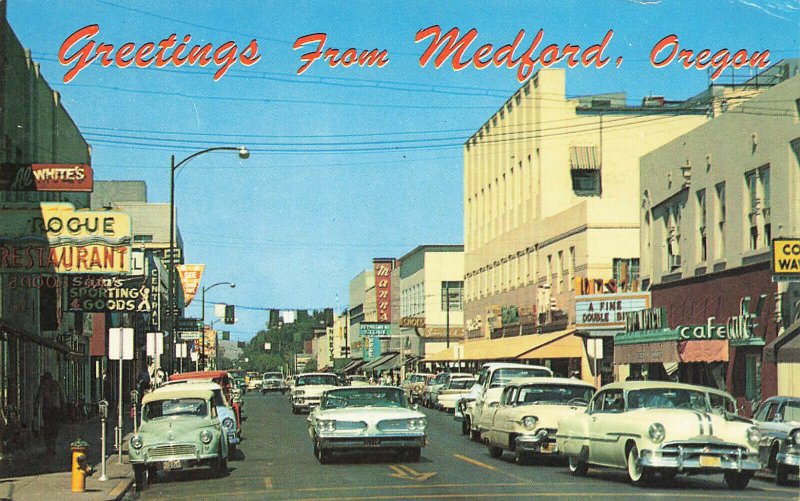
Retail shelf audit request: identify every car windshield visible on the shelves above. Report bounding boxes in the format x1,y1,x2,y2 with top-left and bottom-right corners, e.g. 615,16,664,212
627,388,708,411
296,375,338,386
489,368,550,388
448,379,474,390
264,373,282,380
516,384,594,405
143,398,208,421
784,400,800,422
320,388,408,409
408,375,428,383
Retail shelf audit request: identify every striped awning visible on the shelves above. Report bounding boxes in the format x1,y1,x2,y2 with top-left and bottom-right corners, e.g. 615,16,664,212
569,146,600,170
424,329,578,362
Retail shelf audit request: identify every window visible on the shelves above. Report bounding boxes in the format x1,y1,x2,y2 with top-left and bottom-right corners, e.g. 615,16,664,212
745,354,761,403
569,247,576,290
558,251,564,291
133,234,154,243
613,258,639,290
546,255,553,289
666,203,682,271
591,389,624,413
715,182,726,260
441,281,463,311
696,189,707,262
570,146,602,196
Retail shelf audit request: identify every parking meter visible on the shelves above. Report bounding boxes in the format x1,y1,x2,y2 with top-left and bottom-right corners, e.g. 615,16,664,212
130,390,139,404
98,400,109,481
98,400,108,420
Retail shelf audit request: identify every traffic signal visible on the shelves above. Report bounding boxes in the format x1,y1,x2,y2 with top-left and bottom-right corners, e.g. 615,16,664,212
269,309,279,327
224,304,235,324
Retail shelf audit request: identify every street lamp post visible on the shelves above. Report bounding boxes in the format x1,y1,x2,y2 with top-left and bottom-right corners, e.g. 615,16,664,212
201,282,235,371
167,146,248,372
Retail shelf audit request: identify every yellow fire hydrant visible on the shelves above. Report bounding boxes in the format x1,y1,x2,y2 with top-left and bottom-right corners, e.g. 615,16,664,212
70,438,91,492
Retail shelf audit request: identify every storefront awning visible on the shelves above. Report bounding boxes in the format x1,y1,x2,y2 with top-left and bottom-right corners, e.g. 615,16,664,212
615,341,681,365
518,330,584,359
765,318,800,363
341,358,367,374
371,353,400,372
424,346,460,362
678,340,729,363
363,352,398,372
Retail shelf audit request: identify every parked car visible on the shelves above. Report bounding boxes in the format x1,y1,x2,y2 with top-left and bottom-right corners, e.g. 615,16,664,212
401,372,435,404
246,375,263,391
483,377,595,464
129,385,229,490
159,380,241,453
461,362,552,441
437,378,478,413
261,372,288,394
427,373,475,409
307,386,427,463
169,371,242,429
557,381,761,489
291,372,339,413
753,396,800,485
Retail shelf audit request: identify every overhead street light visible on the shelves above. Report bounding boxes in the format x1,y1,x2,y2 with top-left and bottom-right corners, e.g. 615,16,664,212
201,281,235,371
167,147,248,373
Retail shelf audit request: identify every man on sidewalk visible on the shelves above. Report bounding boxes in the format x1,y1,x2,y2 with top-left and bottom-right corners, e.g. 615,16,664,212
34,372,66,455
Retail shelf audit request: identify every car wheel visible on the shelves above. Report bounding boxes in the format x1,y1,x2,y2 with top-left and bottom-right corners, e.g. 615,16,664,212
229,445,237,460
292,406,299,415
515,450,533,465
461,418,469,435
214,452,229,478
488,444,503,459
626,445,654,486
469,425,481,442
568,455,588,476
723,471,752,490
776,464,792,486
405,447,421,462
317,446,332,464
133,465,147,491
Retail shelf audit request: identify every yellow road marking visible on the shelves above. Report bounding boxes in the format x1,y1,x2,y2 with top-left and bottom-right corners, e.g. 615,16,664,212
388,464,437,481
264,476,273,489
452,453,497,471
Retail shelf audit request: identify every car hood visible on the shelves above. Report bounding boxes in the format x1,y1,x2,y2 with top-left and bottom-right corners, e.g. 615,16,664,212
139,416,216,438
510,403,587,427
439,390,472,400
626,408,753,442
315,406,424,422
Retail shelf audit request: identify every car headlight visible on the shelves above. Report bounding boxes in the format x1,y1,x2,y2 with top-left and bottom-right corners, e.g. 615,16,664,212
790,429,800,446
294,390,305,396
130,435,143,449
222,417,235,429
648,423,665,443
408,418,427,430
317,419,336,432
522,416,538,430
199,430,213,444
746,426,761,447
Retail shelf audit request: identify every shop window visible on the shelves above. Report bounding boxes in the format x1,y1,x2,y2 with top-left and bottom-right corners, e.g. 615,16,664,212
745,354,762,403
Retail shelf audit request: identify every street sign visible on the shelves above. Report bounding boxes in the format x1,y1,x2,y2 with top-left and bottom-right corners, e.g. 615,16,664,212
146,332,164,356
176,318,202,332
176,343,188,358
179,331,203,340
772,238,800,280
108,328,134,360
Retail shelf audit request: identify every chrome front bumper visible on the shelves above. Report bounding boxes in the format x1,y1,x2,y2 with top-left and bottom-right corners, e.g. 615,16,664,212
130,443,219,466
640,443,759,472
317,434,426,450
515,431,558,455
777,449,800,467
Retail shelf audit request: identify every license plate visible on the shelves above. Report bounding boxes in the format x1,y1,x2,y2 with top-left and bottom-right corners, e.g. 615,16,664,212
699,455,721,467
364,438,381,447
162,460,182,471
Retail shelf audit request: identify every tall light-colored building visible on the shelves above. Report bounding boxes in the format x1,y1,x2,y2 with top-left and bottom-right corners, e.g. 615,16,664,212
635,62,800,403
460,68,708,380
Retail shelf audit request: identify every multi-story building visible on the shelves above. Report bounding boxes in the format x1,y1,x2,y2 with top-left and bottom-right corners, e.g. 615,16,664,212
397,245,464,371
630,62,800,406
459,68,708,381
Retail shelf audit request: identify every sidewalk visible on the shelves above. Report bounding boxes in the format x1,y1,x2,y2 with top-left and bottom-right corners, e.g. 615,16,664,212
0,416,134,501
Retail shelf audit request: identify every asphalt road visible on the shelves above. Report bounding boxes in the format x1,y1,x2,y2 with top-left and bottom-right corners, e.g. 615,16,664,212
133,392,799,501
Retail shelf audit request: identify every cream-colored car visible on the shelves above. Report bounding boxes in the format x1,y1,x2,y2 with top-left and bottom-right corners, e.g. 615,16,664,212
557,381,761,489
484,377,595,464
291,373,339,414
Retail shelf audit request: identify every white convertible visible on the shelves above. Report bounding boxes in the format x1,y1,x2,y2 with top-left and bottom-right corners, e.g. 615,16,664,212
484,377,595,464
307,386,427,463
557,381,761,489
291,372,339,414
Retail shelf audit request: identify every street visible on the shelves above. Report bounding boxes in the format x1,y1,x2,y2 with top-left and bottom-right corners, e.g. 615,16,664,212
133,393,799,501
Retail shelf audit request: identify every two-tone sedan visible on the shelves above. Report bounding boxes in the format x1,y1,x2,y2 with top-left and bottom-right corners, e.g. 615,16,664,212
129,386,229,490
291,372,339,414
753,396,800,485
484,377,595,464
307,386,427,463
557,381,761,489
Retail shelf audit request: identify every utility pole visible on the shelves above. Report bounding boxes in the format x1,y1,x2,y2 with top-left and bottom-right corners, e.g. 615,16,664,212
445,282,451,349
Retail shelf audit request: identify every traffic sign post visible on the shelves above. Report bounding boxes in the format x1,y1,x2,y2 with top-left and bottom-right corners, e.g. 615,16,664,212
108,328,133,465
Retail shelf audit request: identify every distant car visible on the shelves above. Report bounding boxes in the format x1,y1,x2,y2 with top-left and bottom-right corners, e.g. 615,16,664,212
427,373,475,409
307,386,427,463
484,377,595,464
437,378,477,413
401,373,435,404
291,373,339,413
261,372,288,394
129,385,229,490
753,396,800,485
246,375,263,391
557,381,761,489
347,375,370,387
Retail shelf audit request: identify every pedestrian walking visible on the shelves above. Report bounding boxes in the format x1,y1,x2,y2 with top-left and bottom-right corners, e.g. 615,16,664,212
33,372,66,455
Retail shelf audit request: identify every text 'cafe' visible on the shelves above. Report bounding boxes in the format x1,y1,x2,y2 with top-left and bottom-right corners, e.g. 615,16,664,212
613,296,772,408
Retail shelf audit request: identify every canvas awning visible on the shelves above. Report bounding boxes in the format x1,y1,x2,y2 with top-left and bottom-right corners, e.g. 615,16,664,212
424,346,460,362
341,358,367,374
678,340,729,363
363,352,398,372
425,329,578,362
764,318,800,363
371,352,400,372
518,330,585,359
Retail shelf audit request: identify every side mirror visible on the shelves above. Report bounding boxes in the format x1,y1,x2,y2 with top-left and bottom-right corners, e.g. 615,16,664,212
773,413,783,422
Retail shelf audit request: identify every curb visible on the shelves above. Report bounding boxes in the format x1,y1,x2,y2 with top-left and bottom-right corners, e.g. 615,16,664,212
107,476,134,501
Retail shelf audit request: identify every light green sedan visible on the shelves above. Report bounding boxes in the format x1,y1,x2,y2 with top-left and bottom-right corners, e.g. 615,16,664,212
129,386,229,490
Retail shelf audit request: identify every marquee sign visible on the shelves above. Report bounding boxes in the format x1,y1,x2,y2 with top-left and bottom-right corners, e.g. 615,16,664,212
0,203,131,274
575,293,651,330
0,163,93,192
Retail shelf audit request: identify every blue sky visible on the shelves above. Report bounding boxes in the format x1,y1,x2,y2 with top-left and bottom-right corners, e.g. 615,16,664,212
6,0,799,341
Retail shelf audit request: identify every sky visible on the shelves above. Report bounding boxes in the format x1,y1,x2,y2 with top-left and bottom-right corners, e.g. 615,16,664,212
5,0,799,342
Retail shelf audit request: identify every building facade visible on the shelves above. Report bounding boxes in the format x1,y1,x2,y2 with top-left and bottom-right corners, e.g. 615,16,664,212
459,68,708,381
633,62,800,409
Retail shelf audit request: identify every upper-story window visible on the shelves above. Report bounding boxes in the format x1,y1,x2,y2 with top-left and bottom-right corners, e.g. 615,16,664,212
746,165,771,250
569,145,602,196
696,189,707,262
715,182,726,260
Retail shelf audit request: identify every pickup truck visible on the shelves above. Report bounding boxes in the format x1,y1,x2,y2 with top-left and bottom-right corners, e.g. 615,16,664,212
456,362,551,440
